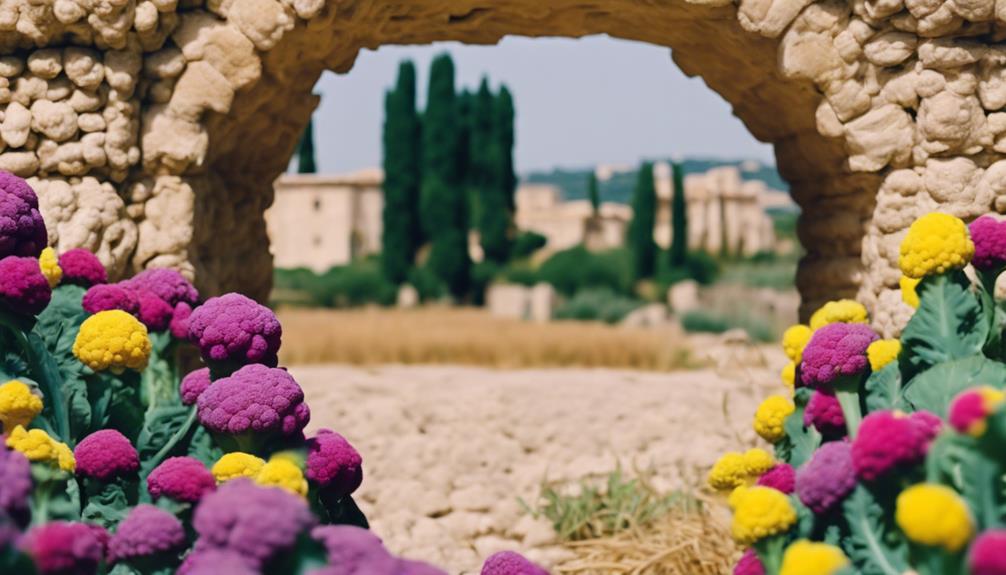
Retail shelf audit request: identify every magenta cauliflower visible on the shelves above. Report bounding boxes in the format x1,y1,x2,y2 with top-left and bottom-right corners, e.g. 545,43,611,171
800,323,877,388
191,479,315,567
196,364,310,438
187,293,282,369
0,171,47,259
481,551,549,575
307,429,363,497
125,268,199,308
180,367,212,406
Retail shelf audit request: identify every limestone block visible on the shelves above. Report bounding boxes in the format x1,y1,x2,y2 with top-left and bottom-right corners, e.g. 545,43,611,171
27,49,62,80
0,57,23,77
12,75,48,107
779,27,846,86
922,157,991,217
68,88,105,113
167,60,234,121
172,13,261,89
54,0,86,24
815,99,844,137
979,49,1006,109
878,68,920,107
63,47,105,89
865,0,906,19
40,141,89,176
88,1,136,49
0,151,38,176
226,0,295,50
1,101,31,147
78,112,105,132
739,0,814,37
45,77,73,102
918,38,985,68
825,77,873,121
844,104,914,171
30,100,78,142
104,48,142,96
916,4,964,35
915,68,947,96
283,0,324,19
133,175,194,271
35,177,137,278
976,161,1006,214
948,0,994,20
917,91,986,155
134,1,159,33
863,31,917,65
143,47,184,79
141,105,207,172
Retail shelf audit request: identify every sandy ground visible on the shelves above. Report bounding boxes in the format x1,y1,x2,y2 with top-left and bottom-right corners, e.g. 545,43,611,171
295,346,783,574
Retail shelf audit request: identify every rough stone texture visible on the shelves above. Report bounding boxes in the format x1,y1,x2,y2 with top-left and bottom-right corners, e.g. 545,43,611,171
0,0,1003,327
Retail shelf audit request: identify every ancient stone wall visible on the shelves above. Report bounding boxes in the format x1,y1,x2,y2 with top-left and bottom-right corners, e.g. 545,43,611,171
1,0,1002,332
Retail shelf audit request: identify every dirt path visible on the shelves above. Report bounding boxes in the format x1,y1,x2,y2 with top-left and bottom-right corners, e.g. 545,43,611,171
295,358,783,573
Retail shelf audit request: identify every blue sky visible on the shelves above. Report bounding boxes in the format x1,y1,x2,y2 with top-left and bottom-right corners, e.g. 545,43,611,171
310,35,775,175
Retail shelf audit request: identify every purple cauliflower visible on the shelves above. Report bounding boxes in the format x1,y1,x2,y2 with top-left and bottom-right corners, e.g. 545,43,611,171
57,248,107,287
171,302,194,340
734,549,765,575
197,363,310,438
125,268,199,308
134,289,174,332
796,441,857,514
852,410,940,481
74,429,139,481
800,323,878,388
191,479,315,567
82,284,139,315
804,390,846,437
20,521,106,575
756,463,796,494
0,443,31,517
180,367,213,406
0,171,47,259
311,525,400,574
187,293,282,369
178,548,258,575
969,216,1006,272
147,456,216,503
307,429,363,496
0,256,52,316
108,504,185,563
481,551,549,575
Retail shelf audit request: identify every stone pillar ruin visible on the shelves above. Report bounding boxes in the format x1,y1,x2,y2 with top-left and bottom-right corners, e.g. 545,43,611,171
2,0,1004,333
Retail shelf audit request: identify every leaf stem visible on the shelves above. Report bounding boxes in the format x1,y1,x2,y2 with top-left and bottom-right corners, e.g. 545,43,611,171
834,377,862,438
144,407,198,475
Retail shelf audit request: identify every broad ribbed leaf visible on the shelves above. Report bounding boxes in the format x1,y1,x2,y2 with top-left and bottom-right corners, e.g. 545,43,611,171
775,388,820,468
902,272,987,373
841,485,909,575
902,355,1006,418
863,362,903,413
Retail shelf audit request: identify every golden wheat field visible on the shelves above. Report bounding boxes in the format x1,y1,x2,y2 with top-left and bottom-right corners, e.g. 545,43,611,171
277,307,696,370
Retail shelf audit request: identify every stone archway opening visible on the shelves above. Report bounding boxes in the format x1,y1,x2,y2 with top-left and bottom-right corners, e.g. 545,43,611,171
6,0,999,334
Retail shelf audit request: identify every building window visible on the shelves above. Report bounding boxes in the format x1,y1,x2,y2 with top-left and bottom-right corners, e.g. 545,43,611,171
313,235,322,247
313,197,322,211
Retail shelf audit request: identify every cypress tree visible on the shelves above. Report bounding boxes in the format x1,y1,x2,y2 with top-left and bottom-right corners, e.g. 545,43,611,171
381,61,422,284
471,79,511,263
295,117,317,174
627,162,658,280
670,162,688,267
588,171,600,214
421,54,470,298
495,85,517,212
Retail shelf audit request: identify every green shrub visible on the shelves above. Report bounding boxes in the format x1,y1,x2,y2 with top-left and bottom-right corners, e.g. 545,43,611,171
469,260,500,306
680,309,776,342
272,260,397,308
554,288,644,324
538,246,634,297
407,264,446,302
511,231,548,259
500,262,540,287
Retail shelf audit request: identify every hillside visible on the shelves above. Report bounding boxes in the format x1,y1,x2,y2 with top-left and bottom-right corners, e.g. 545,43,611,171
523,158,788,205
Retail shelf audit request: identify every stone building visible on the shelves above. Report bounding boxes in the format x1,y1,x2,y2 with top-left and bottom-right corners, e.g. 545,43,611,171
7,0,1006,332
514,184,631,253
265,169,383,271
653,163,783,256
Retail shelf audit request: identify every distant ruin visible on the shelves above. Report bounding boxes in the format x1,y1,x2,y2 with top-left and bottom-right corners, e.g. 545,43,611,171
3,0,1006,332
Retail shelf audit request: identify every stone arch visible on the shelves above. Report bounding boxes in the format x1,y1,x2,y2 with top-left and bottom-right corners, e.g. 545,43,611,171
2,0,999,333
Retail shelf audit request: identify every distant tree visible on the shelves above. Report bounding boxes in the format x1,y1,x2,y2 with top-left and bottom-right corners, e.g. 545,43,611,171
627,162,657,280
381,61,423,284
469,79,511,264
670,162,688,267
421,54,470,298
495,85,517,212
588,171,600,214
295,117,317,174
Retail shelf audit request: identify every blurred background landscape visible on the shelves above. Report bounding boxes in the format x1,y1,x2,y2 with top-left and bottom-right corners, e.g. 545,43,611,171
270,37,793,573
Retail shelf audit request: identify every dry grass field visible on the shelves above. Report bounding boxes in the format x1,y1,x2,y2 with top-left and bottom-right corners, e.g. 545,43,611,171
278,307,697,370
